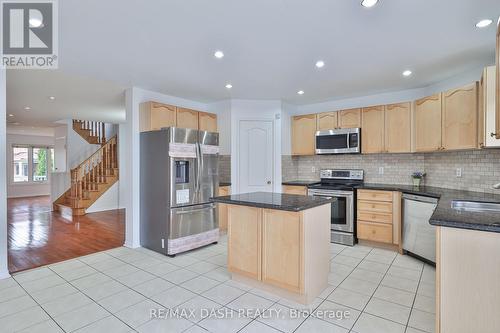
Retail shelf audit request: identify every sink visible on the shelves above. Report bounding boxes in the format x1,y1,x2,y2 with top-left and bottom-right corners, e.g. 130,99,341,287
451,200,500,213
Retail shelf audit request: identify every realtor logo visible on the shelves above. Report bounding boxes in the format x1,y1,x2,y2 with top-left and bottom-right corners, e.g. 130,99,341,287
1,0,58,69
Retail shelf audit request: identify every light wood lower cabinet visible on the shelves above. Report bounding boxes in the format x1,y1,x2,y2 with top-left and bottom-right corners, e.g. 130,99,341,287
262,209,303,293
361,106,386,153
357,189,401,246
283,185,308,196
436,226,500,333
218,186,230,231
292,114,317,156
226,204,330,303
442,83,478,150
227,206,261,280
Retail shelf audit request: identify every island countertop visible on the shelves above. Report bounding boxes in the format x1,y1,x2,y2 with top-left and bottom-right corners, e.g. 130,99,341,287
210,191,333,212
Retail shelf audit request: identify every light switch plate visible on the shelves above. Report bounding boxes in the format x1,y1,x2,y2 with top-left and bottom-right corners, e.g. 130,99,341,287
456,168,462,178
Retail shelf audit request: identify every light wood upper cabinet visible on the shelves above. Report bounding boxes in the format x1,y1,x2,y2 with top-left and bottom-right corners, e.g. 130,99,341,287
262,209,303,293
415,94,443,152
316,112,338,131
198,111,218,132
496,23,500,139
361,106,385,153
140,102,176,132
385,103,411,153
292,114,317,156
442,83,478,150
339,108,361,128
176,107,199,130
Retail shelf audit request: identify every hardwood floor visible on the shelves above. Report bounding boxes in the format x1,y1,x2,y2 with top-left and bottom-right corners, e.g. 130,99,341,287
8,195,125,273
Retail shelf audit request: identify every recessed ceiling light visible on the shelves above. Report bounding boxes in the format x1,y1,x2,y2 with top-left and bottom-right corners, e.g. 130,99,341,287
297,90,305,95
8,114,13,117
475,19,493,28
13,122,20,125
48,96,56,100
24,106,31,110
225,84,232,89
315,60,325,68
361,0,378,8
402,70,412,77
214,50,224,59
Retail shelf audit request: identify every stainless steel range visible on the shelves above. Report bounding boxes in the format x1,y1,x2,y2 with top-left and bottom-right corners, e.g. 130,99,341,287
308,169,364,246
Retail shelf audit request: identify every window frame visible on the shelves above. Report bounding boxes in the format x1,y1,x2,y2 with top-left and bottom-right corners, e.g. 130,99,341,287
11,144,54,185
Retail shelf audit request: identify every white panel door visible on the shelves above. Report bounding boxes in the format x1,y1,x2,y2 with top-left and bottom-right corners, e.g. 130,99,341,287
54,136,67,172
239,120,273,193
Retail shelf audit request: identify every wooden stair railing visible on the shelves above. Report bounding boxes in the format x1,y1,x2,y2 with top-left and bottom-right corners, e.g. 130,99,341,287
73,119,107,145
54,135,118,216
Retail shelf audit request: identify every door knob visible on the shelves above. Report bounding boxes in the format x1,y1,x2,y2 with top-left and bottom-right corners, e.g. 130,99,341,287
491,133,497,138
267,181,272,185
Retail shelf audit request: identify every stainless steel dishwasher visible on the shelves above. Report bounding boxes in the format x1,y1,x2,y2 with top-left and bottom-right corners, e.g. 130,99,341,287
402,194,438,264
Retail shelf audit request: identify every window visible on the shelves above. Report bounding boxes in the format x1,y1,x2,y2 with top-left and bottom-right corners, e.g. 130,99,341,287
50,148,55,173
12,145,53,183
32,148,48,182
12,147,28,182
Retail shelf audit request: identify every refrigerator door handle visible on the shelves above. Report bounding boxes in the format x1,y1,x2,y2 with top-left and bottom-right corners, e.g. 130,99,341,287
195,142,202,197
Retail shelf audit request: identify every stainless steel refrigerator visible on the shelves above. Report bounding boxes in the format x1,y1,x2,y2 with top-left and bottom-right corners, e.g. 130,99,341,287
140,127,219,256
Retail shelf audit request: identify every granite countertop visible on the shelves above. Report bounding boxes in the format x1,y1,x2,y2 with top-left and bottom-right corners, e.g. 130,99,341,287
219,182,231,187
358,183,500,233
282,180,320,186
210,191,333,212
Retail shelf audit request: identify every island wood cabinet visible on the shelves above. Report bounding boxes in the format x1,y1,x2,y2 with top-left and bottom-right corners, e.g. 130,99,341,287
442,82,478,150
415,94,443,152
356,189,401,247
291,114,317,156
361,106,386,153
282,185,308,196
217,186,231,231
316,108,361,131
436,227,500,333
140,101,218,132
227,204,330,304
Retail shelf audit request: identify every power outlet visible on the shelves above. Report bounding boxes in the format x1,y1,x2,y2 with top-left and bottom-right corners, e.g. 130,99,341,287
378,167,384,175
456,168,462,178
311,166,316,173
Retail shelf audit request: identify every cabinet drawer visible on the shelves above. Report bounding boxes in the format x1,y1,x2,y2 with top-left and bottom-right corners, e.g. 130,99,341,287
283,185,307,196
357,190,393,202
357,221,393,244
357,211,392,224
358,200,393,213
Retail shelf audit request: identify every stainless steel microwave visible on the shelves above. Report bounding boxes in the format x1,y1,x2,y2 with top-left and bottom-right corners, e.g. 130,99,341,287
315,128,361,154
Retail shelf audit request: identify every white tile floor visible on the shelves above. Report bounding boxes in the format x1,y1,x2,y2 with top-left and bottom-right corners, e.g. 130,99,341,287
0,235,436,333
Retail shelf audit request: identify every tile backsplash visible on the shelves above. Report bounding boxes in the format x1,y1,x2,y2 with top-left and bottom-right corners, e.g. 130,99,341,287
218,155,231,183
283,149,500,194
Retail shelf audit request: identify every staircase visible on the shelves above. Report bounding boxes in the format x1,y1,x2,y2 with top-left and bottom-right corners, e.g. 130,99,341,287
54,121,118,217
72,119,107,145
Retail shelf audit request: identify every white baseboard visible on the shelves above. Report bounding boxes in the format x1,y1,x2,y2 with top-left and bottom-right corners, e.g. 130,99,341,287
0,270,11,280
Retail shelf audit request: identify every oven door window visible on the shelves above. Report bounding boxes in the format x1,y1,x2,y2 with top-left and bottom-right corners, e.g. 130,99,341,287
331,197,347,226
316,134,348,150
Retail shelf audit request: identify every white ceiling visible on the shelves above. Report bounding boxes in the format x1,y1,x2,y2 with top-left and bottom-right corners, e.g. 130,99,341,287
6,0,500,126
6,70,125,127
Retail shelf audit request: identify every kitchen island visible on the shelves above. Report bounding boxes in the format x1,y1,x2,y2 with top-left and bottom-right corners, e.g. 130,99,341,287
210,192,333,304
